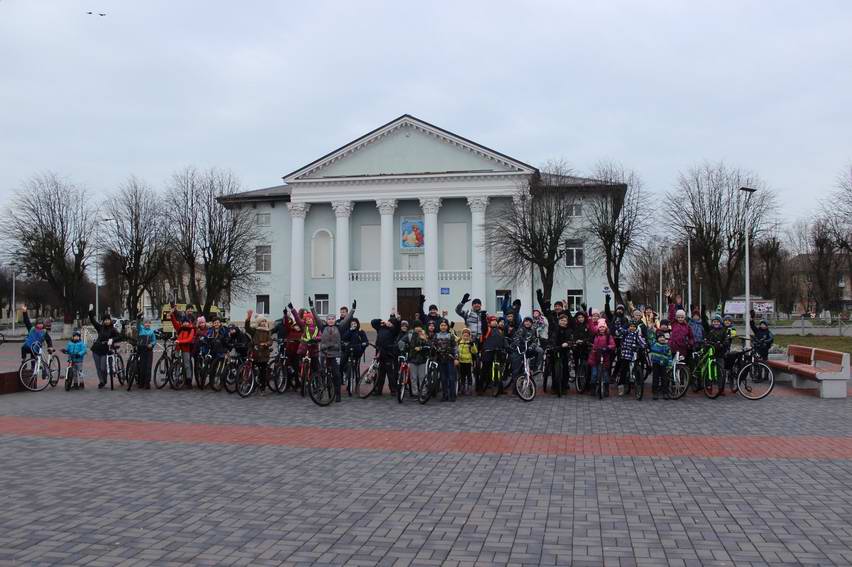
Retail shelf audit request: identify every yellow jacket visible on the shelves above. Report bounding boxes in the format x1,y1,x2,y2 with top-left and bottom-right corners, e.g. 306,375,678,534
457,338,478,364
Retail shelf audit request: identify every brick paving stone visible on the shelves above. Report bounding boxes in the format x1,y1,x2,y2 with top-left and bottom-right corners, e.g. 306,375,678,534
1,376,851,566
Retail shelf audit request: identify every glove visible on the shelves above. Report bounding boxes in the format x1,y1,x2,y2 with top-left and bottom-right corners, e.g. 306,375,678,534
462,293,470,304
287,302,293,310
605,294,611,304
352,299,357,310
419,294,426,304
308,297,314,307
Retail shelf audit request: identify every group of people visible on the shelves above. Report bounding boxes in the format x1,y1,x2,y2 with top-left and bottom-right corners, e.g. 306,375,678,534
19,286,774,401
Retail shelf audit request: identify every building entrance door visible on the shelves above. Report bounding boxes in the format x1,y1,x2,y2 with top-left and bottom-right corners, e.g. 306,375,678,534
396,288,421,323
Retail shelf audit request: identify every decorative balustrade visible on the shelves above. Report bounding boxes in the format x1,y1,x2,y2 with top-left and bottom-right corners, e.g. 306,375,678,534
349,271,380,282
439,270,472,281
394,270,423,281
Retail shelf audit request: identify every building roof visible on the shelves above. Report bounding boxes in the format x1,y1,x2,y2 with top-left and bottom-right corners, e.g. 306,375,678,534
217,184,290,207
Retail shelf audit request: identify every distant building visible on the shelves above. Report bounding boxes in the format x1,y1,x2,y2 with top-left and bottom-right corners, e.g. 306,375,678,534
220,114,624,322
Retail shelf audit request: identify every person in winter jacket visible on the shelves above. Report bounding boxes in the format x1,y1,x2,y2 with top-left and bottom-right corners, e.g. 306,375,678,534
405,327,430,396
456,328,478,395
500,292,521,325
290,303,320,361
536,289,571,337
456,293,487,342
616,320,646,396
553,313,573,396
481,315,507,395
688,308,705,346
244,311,273,389
135,318,157,388
667,308,694,362
171,306,195,388
649,330,673,399
312,300,355,402
702,315,730,393
604,295,629,337
431,319,458,401
511,316,540,379
749,310,774,359
226,322,251,358
571,311,593,374
418,295,446,328
62,329,87,389
588,320,616,396
371,310,401,395
90,305,122,388
21,304,53,362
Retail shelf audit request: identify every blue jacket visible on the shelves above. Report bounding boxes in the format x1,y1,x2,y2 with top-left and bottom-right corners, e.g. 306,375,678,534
66,340,87,363
618,329,646,361
688,319,705,345
136,322,157,348
649,340,672,368
23,311,52,350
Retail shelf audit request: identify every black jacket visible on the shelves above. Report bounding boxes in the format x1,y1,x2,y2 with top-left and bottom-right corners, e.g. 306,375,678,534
89,310,121,355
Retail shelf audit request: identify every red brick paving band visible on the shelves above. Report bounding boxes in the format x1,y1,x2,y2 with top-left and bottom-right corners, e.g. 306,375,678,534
1,415,850,460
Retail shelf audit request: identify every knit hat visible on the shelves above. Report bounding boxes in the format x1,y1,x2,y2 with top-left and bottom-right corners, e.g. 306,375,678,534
512,299,522,308
472,298,482,305
712,315,722,323
675,309,686,318
597,319,608,330
523,316,534,324
72,328,81,337
487,315,498,323
692,308,701,317
616,304,625,312
429,304,438,311
628,319,638,328
400,320,409,328
632,309,642,319
196,316,206,326
462,328,471,336
759,319,769,327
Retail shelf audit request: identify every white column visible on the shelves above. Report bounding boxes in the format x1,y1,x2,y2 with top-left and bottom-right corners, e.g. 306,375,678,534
420,197,442,311
288,203,310,308
332,201,354,310
512,194,532,317
376,199,397,317
467,196,489,306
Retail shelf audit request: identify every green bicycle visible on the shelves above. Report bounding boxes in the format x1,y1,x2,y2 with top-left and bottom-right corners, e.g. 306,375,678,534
693,343,723,399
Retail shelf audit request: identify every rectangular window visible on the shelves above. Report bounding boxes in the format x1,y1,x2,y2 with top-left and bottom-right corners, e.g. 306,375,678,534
495,289,511,315
566,289,584,314
255,295,270,315
255,213,271,226
565,240,584,267
255,245,271,272
314,293,329,317
568,204,582,217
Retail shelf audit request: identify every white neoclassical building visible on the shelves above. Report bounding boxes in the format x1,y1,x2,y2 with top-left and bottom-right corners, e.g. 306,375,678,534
222,114,619,322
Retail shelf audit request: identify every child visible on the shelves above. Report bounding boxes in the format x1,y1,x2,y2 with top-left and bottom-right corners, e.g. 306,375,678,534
553,313,573,396
432,320,458,402
91,305,122,389
588,320,616,397
208,318,229,382
457,328,478,395
689,308,705,346
370,309,401,396
481,315,506,395
313,301,355,403
62,329,87,389
705,315,730,394
617,320,646,396
136,318,157,389
649,331,673,400
342,318,369,396
749,310,774,360
406,327,430,397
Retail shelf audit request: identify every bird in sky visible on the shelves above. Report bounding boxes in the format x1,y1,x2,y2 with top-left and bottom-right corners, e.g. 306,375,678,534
86,11,107,16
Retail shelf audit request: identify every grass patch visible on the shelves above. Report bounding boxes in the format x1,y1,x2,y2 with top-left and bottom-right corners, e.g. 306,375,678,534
773,335,852,355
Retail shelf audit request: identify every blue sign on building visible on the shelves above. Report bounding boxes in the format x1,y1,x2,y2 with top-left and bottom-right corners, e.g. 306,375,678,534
440,287,450,295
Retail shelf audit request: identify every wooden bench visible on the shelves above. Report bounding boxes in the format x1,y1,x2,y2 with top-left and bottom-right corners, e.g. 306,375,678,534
767,345,849,398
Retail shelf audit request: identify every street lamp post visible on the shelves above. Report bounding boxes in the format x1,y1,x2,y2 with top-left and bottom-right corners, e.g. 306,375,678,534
658,244,664,316
11,268,15,335
740,187,757,347
685,225,695,311
95,217,114,318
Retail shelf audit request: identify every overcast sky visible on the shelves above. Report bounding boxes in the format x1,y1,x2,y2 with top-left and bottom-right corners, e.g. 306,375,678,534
2,1,850,218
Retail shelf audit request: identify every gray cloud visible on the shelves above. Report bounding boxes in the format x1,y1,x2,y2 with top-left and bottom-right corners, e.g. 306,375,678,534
1,0,850,218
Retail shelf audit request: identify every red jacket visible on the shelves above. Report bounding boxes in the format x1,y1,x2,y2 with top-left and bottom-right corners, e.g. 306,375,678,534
171,312,196,353
588,332,616,368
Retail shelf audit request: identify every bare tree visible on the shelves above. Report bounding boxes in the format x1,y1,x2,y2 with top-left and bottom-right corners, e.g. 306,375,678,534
665,162,777,312
586,161,643,306
101,177,169,320
789,219,843,314
166,167,258,315
483,163,580,305
1,172,95,322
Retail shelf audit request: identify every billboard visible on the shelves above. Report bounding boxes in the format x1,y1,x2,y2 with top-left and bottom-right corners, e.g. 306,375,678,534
400,216,424,253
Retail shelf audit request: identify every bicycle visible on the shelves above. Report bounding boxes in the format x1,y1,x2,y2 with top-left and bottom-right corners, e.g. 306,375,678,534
18,344,60,392
237,347,264,398
223,352,244,394
358,344,381,399
59,353,85,391
418,346,441,404
693,343,723,399
730,338,775,400
514,340,538,402
105,342,126,391
308,354,336,406
572,341,590,394
592,348,612,400
668,351,691,400
270,341,296,394
396,355,411,404
483,348,509,395
297,339,320,398
153,337,178,389
125,343,140,392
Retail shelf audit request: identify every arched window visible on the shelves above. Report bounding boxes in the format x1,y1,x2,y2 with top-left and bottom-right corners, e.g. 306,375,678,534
311,229,334,278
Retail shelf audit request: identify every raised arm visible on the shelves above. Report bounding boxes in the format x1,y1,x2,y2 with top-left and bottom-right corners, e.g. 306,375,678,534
455,293,469,319
88,308,102,332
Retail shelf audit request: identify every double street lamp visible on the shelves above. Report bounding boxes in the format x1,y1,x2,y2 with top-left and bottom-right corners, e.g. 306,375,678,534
740,187,757,347
685,225,695,311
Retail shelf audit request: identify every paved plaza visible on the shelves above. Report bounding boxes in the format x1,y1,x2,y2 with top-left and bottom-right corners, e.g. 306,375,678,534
1,346,851,567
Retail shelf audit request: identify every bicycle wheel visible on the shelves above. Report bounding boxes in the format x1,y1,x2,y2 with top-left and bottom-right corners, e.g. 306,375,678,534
575,362,588,393
0,332,5,347
48,355,61,387
224,362,238,394
516,373,537,401
703,359,723,399
309,369,334,407
169,358,185,390
737,362,774,400
357,363,377,399
195,359,208,390
64,367,73,391
237,363,256,398
397,368,408,404
634,364,645,400
153,356,169,389
669,364,690,399
126,355,138,392
419,369,438,404
18,357,50,391
209,360,224,392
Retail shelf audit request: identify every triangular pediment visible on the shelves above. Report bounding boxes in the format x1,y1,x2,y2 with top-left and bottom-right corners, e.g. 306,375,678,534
284,115,536,182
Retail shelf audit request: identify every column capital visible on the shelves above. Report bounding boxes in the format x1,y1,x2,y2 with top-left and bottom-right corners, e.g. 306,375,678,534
332,200,354,218
287,202,311,219
419,197,442,215
376,199,398,216
467,196,489,213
